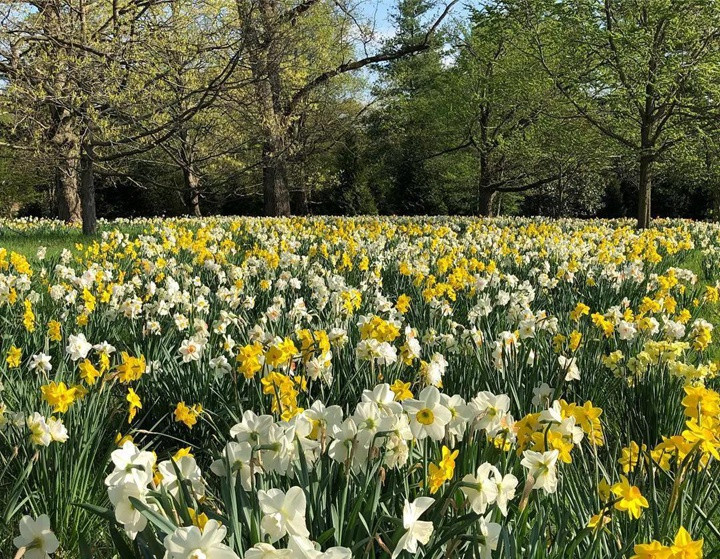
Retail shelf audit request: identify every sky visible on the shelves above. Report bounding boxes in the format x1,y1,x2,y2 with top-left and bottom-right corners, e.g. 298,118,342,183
359,0,477,42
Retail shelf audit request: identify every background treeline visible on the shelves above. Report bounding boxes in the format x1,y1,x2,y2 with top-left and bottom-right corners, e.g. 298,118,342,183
2,0,720,233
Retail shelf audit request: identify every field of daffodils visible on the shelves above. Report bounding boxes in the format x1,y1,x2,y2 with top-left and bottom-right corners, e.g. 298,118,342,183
1,216,720,559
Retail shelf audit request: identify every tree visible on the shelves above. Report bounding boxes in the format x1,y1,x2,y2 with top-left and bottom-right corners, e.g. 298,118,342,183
508,0,720,227
234,0,458,216
0,0,238,233
440,5,567,216
362,0,454,215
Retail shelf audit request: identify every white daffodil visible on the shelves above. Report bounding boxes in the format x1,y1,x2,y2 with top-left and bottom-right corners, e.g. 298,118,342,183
558,355,580,381
259,423,295,475
403,386,451,440
362,384,402,416
26,413,52,447
210,355,232,377
179,337,204,363
461,463,499,514
14,514,59,559
423,353,448,387
157,455,205,499
469,391,510,435
46,417,68,443
105,441,156,488
29,353,52,374
441,393,473,442
539,400,564,425
328,417,357,464
617,320,637,341
494,473,519,516
287,536,351,559
477,515,502,559
108,482,149,540
392,497,435,559
229,410,274,444
258,486,310,542
66,333,92,361
163,519,239,559
303,401,343,440
531,383,553,407
521,449,560,494
245,543,292,559
210,441,254,489
353,401,392,447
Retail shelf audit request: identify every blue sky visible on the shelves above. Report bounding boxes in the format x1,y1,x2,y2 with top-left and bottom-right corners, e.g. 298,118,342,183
359,0,478,42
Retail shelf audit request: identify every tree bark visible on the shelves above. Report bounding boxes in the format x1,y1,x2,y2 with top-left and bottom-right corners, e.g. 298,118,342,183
637,155,652,229
263,141,292,216
182,163,202,217
477,188,497,217
55,156,82,223
239,0,301,217
555,167,564,218
291,166,309,214
52,125,82,223
80,144,97,235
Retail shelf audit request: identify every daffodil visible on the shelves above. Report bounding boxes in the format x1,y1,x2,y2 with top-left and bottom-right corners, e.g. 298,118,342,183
611,475,649,519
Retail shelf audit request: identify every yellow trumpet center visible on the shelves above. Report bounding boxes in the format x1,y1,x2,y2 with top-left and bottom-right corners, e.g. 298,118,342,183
417,408,435,425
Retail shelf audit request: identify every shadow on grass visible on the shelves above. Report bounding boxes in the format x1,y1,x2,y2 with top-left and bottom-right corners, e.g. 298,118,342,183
0,226,93,260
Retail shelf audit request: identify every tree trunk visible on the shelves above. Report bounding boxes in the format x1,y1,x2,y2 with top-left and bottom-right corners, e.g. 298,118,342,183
703,140,720,221
52,126,82,223
183,165,202,217
637,155,652,229
476,109,496,217
263,141,292,216
241,0,293,217
477,188,497,217
55,157,82,223
80,145,97,235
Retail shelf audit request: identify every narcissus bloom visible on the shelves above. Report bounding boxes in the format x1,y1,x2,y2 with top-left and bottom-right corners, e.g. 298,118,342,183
630,540,671,559
117,352,146,383
403,386,451,440
126,388,142,423
78,359,101,385
611,475,649,519
392,497,435,559
6,345,21,368
245,543,292,559
175,402,203,428
163,519,239,559
258,486,310,542
521,449,559,494
41,381,79,413
669,526,703,558
390,380,413,401
461,462,499,514
105,441,156,488
66,333,92,361
14,514,59,559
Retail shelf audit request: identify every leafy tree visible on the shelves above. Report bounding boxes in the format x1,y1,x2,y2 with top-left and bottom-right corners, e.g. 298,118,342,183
361,0,454,215
508,0,720,227
0,0,238,233
234,0,458,216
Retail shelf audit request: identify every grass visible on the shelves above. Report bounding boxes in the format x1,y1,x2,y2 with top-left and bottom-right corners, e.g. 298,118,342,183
0,227,89,260
674,249,720,360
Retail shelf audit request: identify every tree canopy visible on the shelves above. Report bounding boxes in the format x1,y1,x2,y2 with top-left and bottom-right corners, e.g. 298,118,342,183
2,0,720,230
